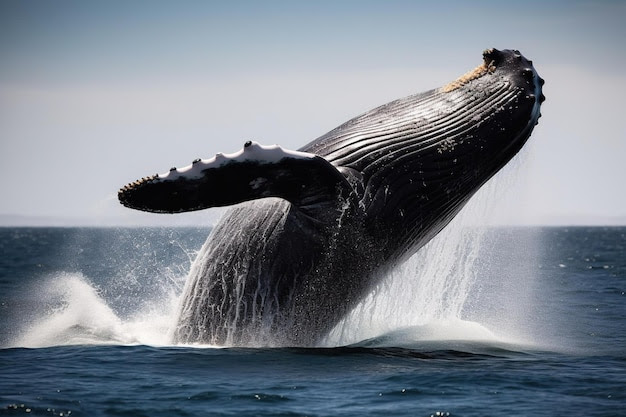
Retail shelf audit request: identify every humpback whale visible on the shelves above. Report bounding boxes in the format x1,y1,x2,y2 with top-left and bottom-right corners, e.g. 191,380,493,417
119,48,545,347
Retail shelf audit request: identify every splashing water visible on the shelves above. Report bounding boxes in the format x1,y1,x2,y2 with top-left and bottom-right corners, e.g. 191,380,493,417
9,148,538,349
324,148,539,348
7,228,201,349
13,273,181,348
323,223,491,346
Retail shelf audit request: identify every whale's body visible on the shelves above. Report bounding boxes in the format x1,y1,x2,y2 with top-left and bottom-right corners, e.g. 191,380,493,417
119,49,544,346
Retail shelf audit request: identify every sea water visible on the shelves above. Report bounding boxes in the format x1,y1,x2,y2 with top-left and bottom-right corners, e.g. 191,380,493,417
1,224,624,416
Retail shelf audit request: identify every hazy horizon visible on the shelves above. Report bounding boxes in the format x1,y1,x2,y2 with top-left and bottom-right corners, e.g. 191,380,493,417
2,210,625,228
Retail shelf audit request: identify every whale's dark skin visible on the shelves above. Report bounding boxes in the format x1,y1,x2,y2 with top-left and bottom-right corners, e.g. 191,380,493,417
119,49,545,346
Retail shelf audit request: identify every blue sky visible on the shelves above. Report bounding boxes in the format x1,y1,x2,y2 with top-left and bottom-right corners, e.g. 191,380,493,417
1,0,625,225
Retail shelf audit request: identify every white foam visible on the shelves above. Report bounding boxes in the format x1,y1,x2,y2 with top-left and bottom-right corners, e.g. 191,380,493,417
367,319,501,346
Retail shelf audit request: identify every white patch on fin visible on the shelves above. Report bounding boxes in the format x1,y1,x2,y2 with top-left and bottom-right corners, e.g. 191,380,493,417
157,142,317,181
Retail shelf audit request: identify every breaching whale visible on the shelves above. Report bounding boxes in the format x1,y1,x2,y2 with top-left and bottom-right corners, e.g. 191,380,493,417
119,48,545,347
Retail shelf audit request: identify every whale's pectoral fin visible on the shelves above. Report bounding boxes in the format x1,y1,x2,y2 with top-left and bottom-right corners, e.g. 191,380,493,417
118,141,356,221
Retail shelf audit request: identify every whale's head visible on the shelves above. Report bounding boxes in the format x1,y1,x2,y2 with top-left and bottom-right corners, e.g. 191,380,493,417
306,48,545,259
395,48,545,254
438,48,544,167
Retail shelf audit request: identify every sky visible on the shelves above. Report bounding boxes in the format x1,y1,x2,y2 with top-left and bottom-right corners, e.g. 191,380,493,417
1,0,625,226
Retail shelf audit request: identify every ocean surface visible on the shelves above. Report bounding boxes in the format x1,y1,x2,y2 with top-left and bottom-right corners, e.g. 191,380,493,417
0,226,624,416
